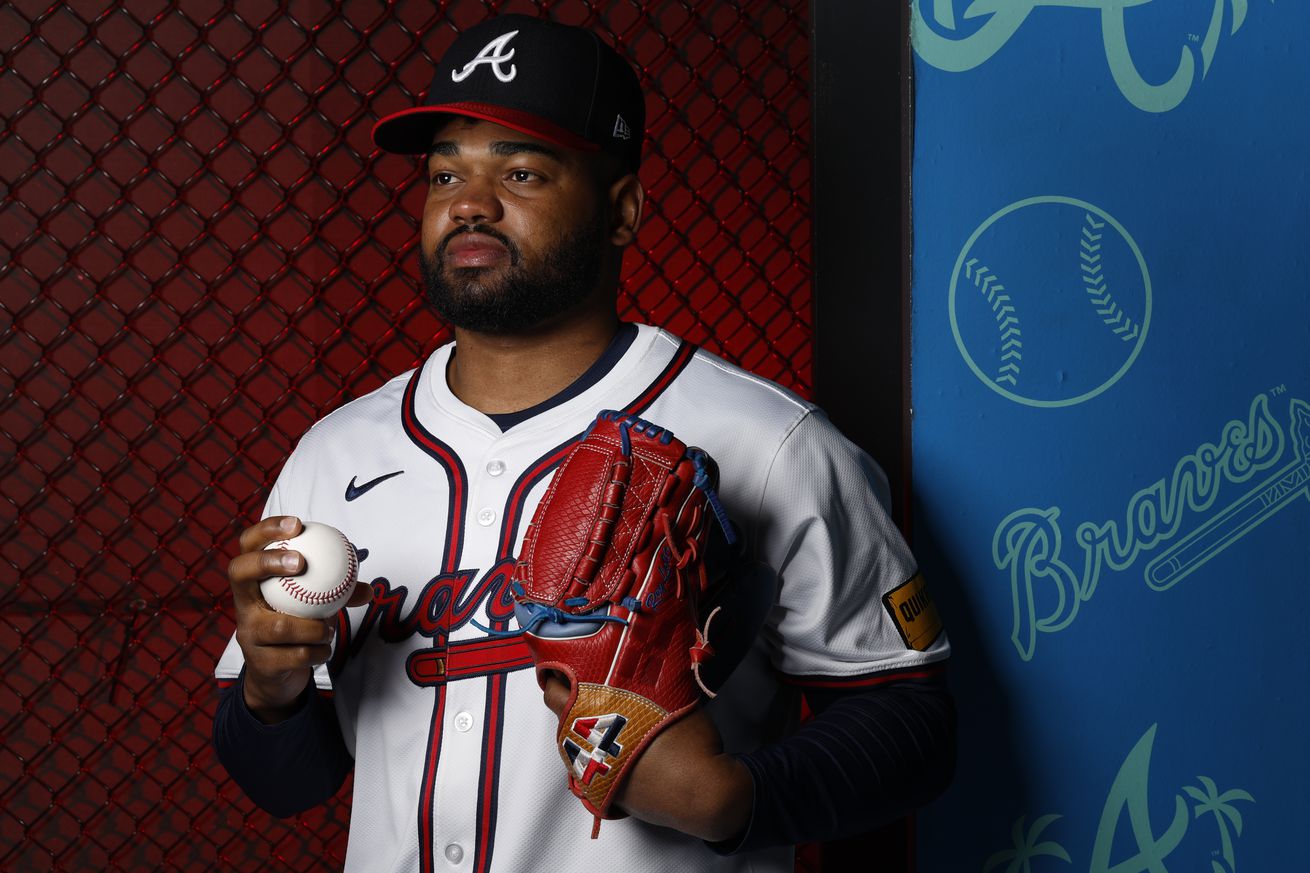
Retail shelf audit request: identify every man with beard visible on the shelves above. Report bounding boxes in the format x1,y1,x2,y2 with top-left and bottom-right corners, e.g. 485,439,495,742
213,14,954,873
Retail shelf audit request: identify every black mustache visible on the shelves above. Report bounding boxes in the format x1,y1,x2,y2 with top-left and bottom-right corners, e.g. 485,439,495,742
440,225,518,257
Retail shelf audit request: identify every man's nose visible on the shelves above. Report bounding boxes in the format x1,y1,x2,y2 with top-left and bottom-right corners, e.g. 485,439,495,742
449,175,504,225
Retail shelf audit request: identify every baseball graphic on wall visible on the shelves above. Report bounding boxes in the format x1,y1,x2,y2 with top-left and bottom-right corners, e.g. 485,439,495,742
949,196,1152,408
261,521,360,618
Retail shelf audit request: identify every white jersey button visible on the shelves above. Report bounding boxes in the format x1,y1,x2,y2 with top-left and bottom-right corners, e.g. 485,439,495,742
486,459,506,476
444,843,464,864
453,711,474,732
477,508,496,526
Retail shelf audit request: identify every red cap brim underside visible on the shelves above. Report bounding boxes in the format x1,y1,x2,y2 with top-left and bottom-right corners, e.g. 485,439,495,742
372,102,600,155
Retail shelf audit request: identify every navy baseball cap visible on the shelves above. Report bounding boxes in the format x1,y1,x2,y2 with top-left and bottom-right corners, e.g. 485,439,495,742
371,15,645,170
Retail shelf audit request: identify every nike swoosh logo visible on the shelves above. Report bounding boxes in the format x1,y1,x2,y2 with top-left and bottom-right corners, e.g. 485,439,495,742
345,470,404,502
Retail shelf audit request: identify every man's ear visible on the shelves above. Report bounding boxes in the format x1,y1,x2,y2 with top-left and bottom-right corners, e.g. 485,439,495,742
608,173,644,247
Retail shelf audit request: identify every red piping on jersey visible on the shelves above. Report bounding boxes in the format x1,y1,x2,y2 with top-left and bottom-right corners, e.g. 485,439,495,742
628,340,697,413
418,687,448,873
499,437,577,556
402,362,469,574
402,359,469,873
474,671,509,873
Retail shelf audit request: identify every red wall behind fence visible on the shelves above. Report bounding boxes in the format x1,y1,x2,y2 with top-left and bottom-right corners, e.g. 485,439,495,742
1,1,813,870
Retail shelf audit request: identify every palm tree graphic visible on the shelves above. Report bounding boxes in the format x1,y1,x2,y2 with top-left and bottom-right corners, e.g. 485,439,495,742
983,814,1071,873
1183,776,1255,873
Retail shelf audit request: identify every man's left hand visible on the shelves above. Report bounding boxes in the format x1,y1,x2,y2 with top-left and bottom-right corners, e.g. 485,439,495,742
542,673,752,842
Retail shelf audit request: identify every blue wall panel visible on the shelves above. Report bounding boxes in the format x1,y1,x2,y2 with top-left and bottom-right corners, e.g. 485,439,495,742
909,2,1308,870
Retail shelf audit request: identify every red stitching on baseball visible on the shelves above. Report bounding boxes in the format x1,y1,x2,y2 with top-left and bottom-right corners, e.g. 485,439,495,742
273,530,357,607
279,552,355,606
280,575,353,604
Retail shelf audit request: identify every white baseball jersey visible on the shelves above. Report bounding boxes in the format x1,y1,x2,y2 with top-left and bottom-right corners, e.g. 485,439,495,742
216,323,949,873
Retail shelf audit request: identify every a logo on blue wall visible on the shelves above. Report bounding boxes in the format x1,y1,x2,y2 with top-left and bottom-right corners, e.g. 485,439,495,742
950,196,1151,408
983,724,1255,873
912,1,1269,113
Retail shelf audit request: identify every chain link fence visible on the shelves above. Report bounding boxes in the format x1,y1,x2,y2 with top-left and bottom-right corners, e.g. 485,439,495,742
1,1,813,869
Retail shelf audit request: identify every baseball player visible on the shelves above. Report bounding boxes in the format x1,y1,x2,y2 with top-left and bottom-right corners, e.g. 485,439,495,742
213,14,954,873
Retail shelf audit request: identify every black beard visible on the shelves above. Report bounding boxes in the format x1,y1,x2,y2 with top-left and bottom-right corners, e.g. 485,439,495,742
419,219,609,335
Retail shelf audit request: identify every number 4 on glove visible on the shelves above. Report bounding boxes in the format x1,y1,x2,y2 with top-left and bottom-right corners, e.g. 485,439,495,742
511,410,748,837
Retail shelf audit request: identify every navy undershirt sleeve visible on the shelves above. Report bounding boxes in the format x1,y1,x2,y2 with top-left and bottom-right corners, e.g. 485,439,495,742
709,678,957,855
212,670,353,817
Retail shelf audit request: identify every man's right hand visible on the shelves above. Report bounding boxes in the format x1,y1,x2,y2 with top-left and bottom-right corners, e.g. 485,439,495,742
227,516,373,723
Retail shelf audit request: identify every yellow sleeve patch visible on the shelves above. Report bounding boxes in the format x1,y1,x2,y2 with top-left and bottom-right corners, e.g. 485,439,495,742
882,573,944,652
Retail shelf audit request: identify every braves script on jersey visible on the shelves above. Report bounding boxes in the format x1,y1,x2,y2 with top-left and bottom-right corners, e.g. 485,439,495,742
216,324,949,872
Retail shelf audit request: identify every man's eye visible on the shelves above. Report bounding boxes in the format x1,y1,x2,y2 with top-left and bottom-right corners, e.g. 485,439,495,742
509,170,539,183
431,171,456,185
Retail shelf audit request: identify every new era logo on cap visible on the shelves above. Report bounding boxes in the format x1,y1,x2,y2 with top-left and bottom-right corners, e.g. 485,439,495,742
612,115,631,141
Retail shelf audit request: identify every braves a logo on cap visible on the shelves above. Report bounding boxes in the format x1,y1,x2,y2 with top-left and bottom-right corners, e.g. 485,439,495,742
451,30,519,84
562,713,627,786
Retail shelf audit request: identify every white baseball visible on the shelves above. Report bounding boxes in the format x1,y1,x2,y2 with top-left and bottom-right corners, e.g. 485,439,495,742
261,521,360,618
